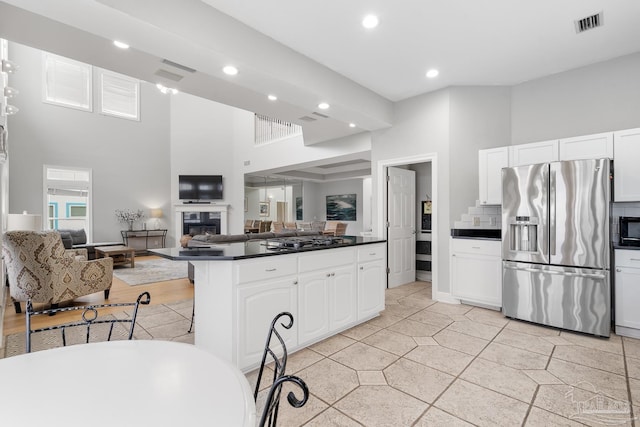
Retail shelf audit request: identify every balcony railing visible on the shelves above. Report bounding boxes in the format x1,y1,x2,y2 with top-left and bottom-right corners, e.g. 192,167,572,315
254,114,302,145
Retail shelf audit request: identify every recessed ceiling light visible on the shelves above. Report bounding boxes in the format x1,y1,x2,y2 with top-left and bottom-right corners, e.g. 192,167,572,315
156,83,178,95
113,40,130,49
426,69,439,78
318,102,330,110
268,94,278,101
223,65,238,76
349,123,356,128
362,14,379,29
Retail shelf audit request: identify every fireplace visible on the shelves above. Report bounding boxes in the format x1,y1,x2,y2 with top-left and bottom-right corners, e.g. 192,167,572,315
182,211,221,235
174,204,229,246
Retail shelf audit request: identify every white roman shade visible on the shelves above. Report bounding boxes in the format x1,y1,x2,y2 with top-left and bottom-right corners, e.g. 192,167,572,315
43,53,92,111
100,69,139,120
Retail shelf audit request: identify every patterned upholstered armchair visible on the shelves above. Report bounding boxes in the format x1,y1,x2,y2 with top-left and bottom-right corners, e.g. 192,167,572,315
2,231,114,314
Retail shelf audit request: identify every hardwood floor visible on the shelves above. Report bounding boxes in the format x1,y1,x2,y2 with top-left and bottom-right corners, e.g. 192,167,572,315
2,255,194,336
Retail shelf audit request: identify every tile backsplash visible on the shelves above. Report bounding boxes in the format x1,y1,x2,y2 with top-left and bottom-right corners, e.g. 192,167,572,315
454,201,502,229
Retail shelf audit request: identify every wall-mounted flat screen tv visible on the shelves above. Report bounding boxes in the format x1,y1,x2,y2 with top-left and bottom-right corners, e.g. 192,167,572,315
179,175,223,200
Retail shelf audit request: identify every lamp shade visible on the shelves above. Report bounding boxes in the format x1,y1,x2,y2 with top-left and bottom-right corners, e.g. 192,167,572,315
7,212,42,231
150,208,163,218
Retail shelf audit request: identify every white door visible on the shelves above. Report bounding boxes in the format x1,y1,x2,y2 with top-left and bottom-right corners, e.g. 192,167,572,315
387,167,416,288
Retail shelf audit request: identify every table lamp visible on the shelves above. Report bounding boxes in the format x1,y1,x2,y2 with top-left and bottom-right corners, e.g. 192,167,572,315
7,211,42,231
150,208,163,230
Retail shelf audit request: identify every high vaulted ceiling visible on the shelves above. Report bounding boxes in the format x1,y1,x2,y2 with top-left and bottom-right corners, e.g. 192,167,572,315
1,0,640,179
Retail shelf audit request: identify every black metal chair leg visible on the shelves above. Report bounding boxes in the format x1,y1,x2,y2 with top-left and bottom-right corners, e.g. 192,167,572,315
13,300,21,314
104,289,110,299
188,303,194,333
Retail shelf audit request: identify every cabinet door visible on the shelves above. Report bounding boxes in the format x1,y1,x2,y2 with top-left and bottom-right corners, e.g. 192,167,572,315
615,267,640,330
237,278,298,369
451,244,502,308
357,259,385,320
559,132,613,161
614,128,640,202
329,265,356,330
509,140,559,166
298,271,330,344
479,147,509,205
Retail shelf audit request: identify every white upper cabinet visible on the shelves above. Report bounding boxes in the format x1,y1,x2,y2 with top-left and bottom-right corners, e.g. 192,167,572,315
614,128,640,202
559,132,613,161
509,140,559,166
478,147,509,205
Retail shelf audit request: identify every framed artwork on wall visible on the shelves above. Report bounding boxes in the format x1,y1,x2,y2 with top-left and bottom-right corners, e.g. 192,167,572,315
296,197,303,220
326,194,356,221
259,201,270,216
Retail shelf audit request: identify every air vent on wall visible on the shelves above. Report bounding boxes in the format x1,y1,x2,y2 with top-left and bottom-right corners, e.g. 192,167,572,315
154,69,184,82
298,116,317,122
161,59,197,73
575,12,603,33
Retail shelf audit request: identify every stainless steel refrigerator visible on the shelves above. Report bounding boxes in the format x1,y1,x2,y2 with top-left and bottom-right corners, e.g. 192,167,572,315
501,158,611,337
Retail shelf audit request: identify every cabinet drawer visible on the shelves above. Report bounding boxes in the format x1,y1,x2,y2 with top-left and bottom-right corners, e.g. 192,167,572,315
235,256,297,284
615,250,640,268
299,247,354,273
357,244,384,263
451,238,500,256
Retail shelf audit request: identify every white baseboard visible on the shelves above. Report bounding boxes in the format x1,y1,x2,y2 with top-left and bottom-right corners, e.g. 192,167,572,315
433,291,460,305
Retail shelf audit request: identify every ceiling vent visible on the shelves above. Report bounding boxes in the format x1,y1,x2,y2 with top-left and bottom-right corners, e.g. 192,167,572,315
154,69,184,82
312,111,329,119
161,59,196,73
298,116,317,122
574,12,603,34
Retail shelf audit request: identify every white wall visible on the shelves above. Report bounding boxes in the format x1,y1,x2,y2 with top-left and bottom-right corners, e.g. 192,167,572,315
7,42,171,243
170,92,253,241
372,88,451,293
511,52,640,144
449,87,511,218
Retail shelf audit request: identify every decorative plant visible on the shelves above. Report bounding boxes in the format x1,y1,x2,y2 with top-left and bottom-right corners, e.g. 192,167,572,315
115,209,145,230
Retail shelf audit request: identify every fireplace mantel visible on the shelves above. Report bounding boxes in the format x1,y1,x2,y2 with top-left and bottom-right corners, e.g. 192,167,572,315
174,204,229,246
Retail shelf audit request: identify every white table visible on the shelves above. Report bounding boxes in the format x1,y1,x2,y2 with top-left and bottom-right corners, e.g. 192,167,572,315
0,340,256,426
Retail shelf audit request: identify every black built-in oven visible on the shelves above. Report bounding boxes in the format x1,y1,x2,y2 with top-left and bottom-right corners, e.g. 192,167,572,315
620,217,640,247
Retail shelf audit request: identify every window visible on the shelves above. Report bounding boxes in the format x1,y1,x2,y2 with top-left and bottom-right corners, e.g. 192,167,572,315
100,69,140,120
44,166,92,240
48,203,59,230
43,53,92,111
66,203,87,218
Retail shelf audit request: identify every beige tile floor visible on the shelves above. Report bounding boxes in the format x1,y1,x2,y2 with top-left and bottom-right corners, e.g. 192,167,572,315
249,281,640,426
4,281,638,426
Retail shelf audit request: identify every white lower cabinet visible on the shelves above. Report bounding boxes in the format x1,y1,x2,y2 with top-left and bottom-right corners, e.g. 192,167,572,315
298,264,356,345
229,243,385,370
451,238,502,309
236,276,298,369
615,249,640,338
357,246,386,319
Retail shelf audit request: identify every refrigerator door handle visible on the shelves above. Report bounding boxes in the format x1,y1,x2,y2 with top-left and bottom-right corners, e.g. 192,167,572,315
503,264,541,273
549,167,556,256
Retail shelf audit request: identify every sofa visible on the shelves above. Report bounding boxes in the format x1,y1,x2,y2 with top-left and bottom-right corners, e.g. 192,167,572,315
58,229,121,260
184,230,322,282
183,230,321,248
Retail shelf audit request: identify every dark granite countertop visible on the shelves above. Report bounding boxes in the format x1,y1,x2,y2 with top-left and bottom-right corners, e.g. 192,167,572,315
450,229,501,240
150,236,386,261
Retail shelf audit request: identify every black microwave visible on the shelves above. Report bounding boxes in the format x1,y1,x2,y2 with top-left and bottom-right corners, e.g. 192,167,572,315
620,217,640,246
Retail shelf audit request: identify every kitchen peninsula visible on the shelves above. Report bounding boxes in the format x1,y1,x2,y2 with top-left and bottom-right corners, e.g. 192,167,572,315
152,236,386,371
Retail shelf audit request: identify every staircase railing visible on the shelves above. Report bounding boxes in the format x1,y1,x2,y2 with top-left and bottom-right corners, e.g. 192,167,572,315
254,114,302,145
